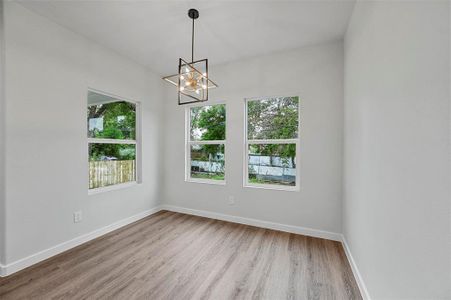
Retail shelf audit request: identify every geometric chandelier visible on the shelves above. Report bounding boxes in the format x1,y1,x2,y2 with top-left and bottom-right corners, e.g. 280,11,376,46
162,9,218,105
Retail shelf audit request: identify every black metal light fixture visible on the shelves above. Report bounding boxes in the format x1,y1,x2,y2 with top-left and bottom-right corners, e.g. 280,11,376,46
163,8,218,105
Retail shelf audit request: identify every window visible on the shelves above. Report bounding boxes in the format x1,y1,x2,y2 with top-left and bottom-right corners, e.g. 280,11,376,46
186,104,226,184
245,96,300,190
87,90,140,191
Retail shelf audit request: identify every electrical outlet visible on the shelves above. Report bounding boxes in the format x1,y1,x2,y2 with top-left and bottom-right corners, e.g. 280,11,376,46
73,211,83,223
228,196,235,206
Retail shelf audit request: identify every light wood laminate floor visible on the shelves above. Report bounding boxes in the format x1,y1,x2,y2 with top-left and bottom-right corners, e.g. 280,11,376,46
0,211,361,299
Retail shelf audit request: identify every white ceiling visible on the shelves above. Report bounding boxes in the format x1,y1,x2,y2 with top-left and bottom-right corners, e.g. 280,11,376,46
18,0,356,76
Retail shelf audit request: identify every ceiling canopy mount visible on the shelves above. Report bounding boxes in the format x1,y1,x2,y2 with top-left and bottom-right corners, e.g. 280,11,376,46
188,8,199,19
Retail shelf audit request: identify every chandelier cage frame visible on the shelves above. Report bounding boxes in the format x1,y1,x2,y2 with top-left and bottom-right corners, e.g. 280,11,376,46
162,8,218,105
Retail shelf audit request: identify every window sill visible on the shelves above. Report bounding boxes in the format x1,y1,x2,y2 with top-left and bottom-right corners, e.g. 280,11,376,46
244,183,299,192
186,178,226,186
88,181,139,195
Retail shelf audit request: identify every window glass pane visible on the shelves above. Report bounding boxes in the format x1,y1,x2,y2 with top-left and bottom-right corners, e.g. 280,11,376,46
190,104,226,141
89,143,136,189
247,97,299,140
88,100,136,140
190,144,225,181
248,144,296,186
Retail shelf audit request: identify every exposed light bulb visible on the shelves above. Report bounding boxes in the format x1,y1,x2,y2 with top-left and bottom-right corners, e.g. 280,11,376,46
180,86,185,91
195,89,200,95
202,85,207,89
185,67,190,73
180,75,185,80
202,73,207,77
185,81,190,86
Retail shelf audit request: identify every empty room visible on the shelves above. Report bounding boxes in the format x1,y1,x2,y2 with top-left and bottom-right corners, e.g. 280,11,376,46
0,0,450,299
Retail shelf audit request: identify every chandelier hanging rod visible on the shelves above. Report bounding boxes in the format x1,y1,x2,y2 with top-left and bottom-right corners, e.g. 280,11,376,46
191,13,194,62
188,8,199,63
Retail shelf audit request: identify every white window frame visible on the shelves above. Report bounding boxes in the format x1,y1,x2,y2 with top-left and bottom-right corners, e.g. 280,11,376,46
185,102,226,185
244,96,301,192
87,88,142,195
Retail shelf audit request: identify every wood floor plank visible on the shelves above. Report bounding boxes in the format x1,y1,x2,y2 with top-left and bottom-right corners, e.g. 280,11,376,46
0,211,362,300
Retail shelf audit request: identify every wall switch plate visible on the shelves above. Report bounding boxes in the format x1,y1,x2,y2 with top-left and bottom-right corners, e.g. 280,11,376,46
228,196,235,205
73,211,82,223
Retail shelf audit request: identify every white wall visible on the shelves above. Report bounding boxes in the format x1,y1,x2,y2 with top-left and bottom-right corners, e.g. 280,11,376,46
0,0,6,266
3,2,165,265
344,1,450,298
163,41,344,235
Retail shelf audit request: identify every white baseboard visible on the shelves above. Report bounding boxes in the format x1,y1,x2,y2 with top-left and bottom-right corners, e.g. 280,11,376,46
341,235,371,300
161,205,342,241
0,206,163,277
0,264,6,277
